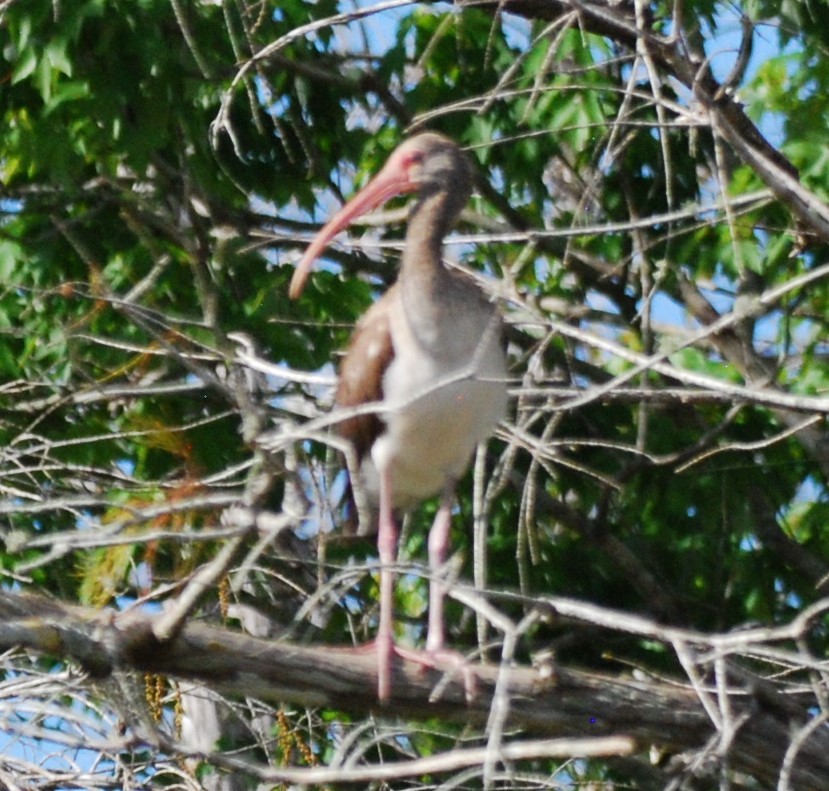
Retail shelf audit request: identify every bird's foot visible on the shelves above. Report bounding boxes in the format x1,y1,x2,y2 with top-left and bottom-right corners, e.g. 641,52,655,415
393,644,477,703
349,635,477,704
355,639,477,703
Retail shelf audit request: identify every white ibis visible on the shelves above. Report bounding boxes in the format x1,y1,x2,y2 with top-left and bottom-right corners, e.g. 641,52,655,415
290,132,508,701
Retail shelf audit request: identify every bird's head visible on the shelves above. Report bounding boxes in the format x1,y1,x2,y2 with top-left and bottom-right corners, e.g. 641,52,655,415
387,133,471,196
289,132,471,299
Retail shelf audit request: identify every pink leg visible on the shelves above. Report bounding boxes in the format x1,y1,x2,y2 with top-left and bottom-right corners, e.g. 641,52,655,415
372,475,475,702
376,466,397,703
419,480,476,701
426,482,455,652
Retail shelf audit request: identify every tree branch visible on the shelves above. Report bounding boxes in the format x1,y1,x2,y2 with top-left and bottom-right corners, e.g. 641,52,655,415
482,0,829,244
1,590,827,787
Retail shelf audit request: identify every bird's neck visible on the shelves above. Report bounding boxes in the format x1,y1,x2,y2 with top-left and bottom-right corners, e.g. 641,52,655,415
398,189,463,347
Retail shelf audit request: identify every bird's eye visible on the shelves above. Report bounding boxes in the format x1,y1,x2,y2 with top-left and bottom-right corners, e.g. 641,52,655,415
404,150,425,168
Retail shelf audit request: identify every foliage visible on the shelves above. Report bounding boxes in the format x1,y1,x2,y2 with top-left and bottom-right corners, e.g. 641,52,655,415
1,0,829,788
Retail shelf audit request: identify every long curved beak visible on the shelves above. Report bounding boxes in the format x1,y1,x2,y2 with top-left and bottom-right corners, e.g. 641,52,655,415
289,158,417,299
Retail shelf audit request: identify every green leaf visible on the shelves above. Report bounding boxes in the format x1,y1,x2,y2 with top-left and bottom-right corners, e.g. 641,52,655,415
11,45,37,83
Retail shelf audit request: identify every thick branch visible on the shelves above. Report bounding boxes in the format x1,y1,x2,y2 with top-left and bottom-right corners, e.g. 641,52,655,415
1,591,827,786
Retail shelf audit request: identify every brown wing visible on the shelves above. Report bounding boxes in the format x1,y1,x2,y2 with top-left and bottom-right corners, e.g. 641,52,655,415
334,288,396,463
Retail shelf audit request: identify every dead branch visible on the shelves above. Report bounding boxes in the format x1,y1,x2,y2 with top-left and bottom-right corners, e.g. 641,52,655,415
1,590,827,787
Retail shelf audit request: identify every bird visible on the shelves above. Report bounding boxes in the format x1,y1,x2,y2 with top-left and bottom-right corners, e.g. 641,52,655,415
289,132,508,702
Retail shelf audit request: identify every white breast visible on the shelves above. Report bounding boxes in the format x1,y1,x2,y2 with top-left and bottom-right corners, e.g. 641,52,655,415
366,304,507,509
